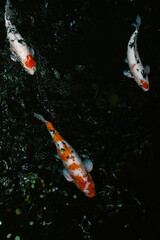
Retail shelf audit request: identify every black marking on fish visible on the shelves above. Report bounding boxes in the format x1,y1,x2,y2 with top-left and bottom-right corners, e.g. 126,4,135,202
134,52,138,62
141,70,147,79
61,148,66,152
11,49,17,56
137,59,140,64
18,39,25,45
8,28,13,34
66,156,69,159
50,129,55,134
11,29,18,34
129,41,135,48
62,141,66,146
136,69,139,72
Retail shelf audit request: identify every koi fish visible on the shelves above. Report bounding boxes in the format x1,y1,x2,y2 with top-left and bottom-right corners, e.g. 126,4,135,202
34,113,95,198
123,15,150,91
4,0,36,75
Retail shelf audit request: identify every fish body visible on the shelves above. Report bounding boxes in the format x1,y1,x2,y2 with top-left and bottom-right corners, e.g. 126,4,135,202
4,0,36,75
123,15,150,91
34,113,95,198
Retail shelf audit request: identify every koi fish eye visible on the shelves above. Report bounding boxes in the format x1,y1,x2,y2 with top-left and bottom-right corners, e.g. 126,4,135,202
140,79,149,91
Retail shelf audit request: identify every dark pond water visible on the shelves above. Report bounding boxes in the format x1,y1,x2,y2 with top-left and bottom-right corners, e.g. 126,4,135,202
1,0,160,239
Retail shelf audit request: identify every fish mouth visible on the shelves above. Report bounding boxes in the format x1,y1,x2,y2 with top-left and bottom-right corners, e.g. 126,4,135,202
143,87,149,91
88,191,95,198
27,67,36,75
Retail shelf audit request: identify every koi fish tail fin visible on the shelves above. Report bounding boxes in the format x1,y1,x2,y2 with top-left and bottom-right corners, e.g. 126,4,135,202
4,0,13,30
132,15,141,30
34,113,46,123
5,0,12,21
136,15,141,28
34,113,55,132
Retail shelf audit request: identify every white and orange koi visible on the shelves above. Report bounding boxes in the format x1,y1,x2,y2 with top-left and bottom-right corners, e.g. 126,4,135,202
4,0,36,75
34,113,95,198
123,15,150,91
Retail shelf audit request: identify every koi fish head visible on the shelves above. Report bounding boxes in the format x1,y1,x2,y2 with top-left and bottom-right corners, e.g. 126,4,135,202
83,174,95,198
85,180,95,198
134,77,149,91
134,68,149,91
73,172,95,198
139,78,149,91
24,54,36,75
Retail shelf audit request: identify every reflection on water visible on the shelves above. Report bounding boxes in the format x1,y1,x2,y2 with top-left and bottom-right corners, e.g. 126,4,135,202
1,0,160,239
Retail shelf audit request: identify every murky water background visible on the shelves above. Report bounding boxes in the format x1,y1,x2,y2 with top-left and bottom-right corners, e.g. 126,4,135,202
1,0,160,239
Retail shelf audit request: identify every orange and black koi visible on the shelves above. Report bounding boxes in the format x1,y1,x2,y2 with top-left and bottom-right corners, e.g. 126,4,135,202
34,113,95,198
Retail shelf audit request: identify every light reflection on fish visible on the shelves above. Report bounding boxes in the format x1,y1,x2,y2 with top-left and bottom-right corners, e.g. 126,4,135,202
34,113,95,198
4,0,36,75
123,15,150,91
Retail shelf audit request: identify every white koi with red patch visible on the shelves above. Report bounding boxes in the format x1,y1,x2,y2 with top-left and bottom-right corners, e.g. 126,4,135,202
34,113,95,198
123,15,150,91
4,0,36,75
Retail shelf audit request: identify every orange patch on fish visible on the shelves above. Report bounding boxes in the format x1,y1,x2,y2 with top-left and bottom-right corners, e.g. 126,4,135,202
131,63,136,70
74,175,86,191
25,54,36,69
86,175,95,197
64,145,72,155
69,163,80,170
83,173,87,178
140,79,149,90
53,132,64,143
46,121,54,131
58,150,70,162
87,183,95,198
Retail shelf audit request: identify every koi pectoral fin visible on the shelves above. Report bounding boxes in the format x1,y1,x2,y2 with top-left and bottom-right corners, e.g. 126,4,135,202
123,70,134,79
145,65,150,74
63,169,73,182
124,58,128,64
10,54,17,62
84,159,93,172
55,154,61,160
30,47,35,57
